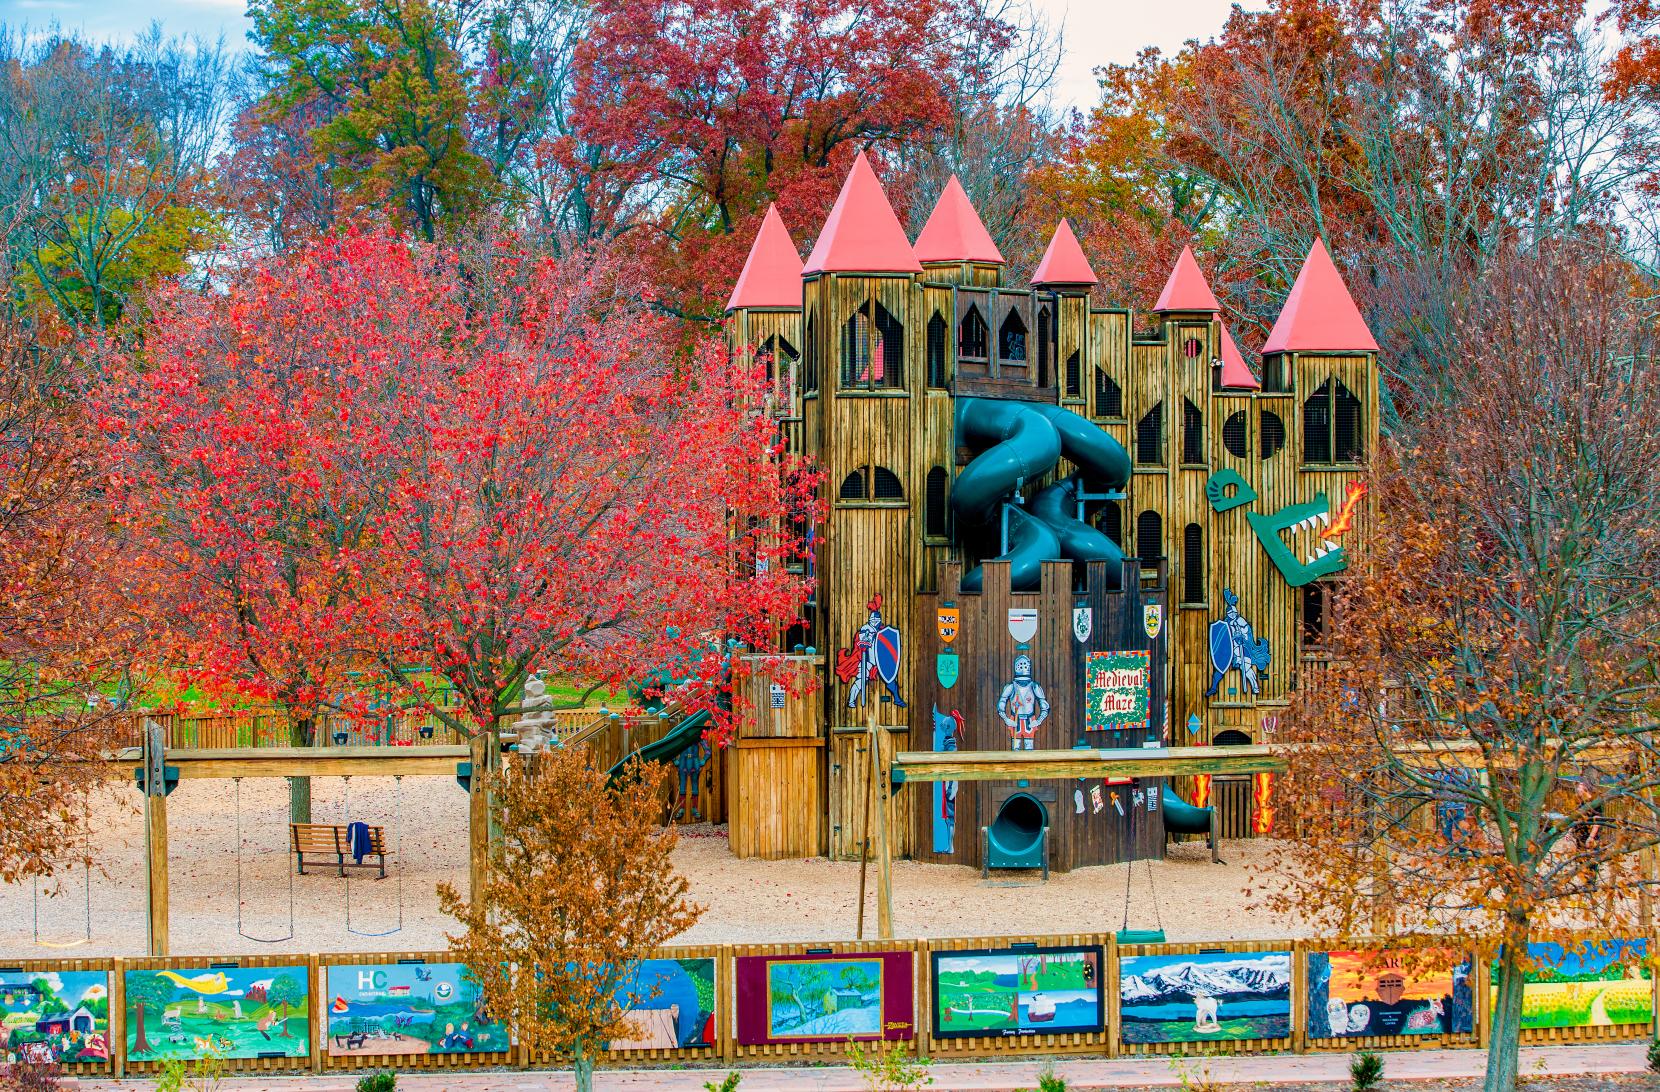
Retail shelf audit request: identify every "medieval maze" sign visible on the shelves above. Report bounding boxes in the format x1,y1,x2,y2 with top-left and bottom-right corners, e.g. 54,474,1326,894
1084,651,1150,734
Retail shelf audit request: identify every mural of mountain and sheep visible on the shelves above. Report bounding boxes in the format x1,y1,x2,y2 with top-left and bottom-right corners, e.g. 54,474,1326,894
1119,951,1292,1044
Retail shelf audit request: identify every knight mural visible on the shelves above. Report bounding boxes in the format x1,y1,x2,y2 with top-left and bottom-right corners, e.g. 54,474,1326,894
996,651,1051,750
838,593,906,709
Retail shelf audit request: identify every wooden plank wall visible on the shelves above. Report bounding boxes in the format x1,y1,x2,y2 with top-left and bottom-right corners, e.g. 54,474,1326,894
18,934,1656,1078
827,726,912,861
926,933,1113,1059
1299,940,1481,1054
118,954,320,1075
907,558,1167,872
727,739,824,858
1116,938,1297,1057
727,939,918,1064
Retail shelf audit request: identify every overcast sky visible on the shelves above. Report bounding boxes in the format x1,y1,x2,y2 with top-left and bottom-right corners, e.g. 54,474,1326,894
0,0,1247,113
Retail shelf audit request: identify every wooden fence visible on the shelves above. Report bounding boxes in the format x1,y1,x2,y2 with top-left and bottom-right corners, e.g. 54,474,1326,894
10,931,1655,1079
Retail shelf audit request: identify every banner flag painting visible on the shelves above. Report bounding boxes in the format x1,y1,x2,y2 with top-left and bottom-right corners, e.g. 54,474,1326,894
1084,650,1151,733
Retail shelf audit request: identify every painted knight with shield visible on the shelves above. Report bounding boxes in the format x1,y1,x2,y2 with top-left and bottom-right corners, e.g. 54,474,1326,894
841,593,907,709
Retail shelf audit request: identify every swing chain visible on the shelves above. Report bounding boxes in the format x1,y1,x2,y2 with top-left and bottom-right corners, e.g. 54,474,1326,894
234,775,296,944
345,774,405,937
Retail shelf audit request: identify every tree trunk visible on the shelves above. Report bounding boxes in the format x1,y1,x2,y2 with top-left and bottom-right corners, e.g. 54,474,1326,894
133,1001,149,1054
1485,916,1530,1092
572,1043,595,1092
289,717,313,824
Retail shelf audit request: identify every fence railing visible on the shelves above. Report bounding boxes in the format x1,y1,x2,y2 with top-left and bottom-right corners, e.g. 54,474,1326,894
11,930,1653,1079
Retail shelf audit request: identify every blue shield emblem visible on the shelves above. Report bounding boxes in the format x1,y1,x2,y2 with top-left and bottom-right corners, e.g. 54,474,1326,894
936,651,959,689
875,625,902,685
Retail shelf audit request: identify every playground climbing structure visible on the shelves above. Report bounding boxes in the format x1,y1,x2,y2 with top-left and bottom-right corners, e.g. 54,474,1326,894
724,153,1379,872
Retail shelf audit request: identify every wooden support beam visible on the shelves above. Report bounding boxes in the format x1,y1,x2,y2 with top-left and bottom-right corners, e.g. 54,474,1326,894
891,744,1287,784
111,745,472,781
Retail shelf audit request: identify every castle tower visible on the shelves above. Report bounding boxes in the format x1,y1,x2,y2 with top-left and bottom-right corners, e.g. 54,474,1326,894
726,204,805,426
799,152,927,716
1033,221,1100,415
912,175,1005,288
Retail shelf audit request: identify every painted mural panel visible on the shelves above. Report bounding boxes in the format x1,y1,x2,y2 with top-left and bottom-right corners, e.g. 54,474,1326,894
1307,948,1474,1038
324,962,507,1055
735,951,913,1045
123,966,310,1061
1119,950,1291,1044
1491,939,1654,1030
0,970,111,1064
609,958,717,1051
932,946,1103,1039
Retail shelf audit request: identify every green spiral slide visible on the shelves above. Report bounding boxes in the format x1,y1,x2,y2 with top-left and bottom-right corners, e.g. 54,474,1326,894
952,398,1132,591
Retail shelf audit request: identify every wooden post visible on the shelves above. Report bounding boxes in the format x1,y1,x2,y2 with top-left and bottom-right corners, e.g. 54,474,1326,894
856,692,878,939
468,733,490,902
873,700,894,940
142,718,170,958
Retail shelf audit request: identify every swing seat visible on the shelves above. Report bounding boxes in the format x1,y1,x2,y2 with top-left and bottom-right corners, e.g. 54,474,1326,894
1116,928,1167,945
289,823,387,877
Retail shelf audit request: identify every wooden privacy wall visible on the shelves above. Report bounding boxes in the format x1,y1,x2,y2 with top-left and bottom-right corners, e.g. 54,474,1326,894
1115,938,1297,1057
119,954,320,1076
925,933,1113,1059
728,939,917,1064
22,933,1660,1077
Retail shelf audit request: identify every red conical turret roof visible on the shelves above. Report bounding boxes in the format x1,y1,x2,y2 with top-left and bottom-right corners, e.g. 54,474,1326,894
1153,244,1220,312
1263,239,1379,354
726,205,804,311
1218,323,1261,390
913,176,1004,265
1031,220,1098,286
802,151,922,275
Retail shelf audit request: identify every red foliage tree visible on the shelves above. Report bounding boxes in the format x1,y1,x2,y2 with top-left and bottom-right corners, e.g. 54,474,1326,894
566,0,1012,319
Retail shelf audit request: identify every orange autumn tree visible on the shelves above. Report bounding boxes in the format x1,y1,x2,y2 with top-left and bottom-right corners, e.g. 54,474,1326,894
440,747,700,1092
1267,238,1660,1092
0,311,135,882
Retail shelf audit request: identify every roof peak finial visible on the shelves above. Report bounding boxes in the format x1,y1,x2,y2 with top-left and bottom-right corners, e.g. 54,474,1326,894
913,175,1004,265
802,151,922,275
726,204,803,312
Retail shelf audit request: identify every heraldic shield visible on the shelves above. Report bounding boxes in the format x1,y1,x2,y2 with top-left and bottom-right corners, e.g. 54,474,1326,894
874,625,902,684
936,650,960,688
1007,608,1039,643
936,607,959,645
1072,606,1092,643
1144,604,1163,639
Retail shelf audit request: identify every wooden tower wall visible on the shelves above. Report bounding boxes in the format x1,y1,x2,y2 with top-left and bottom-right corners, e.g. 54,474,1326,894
908,559,1168,873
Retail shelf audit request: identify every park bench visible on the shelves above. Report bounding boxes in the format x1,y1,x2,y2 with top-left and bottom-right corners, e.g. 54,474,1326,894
289,823,387,877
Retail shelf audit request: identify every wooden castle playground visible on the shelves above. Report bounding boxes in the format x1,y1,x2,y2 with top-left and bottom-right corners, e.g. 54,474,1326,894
718,152,1373,884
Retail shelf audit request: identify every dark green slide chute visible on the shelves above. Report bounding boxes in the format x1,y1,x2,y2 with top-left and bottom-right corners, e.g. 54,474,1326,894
605,709,712,787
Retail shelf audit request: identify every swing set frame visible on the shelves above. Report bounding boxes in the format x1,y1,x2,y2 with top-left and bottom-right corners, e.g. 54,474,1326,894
127,722,483,956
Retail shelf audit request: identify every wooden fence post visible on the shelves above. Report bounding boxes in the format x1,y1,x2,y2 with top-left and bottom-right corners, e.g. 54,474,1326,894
1105,933,1120,1059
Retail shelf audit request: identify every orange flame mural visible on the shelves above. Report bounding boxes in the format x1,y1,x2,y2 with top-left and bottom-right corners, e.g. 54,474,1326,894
1251,772,1275,834
1192,774,1212,810
1326,480,1368,537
